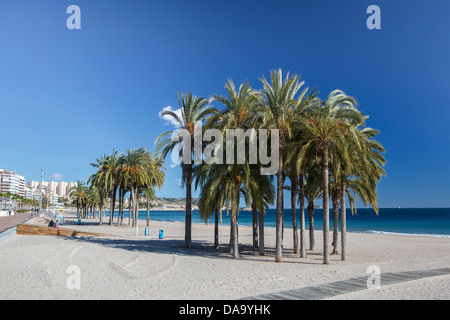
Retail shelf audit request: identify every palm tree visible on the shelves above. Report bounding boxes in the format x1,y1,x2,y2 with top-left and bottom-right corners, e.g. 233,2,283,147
103,149,123,226
297,90,364,264
156,91,218,248
209,79,260,131
144,151,166,227
88,153,109,225
209,78,262,250
257,69,309,263
69,180,87,218
249,167,275,256
303,163,322,250
195,162,228,249
85,186,100,219
338,125,386,260
195,159,258,258
122,147,151,227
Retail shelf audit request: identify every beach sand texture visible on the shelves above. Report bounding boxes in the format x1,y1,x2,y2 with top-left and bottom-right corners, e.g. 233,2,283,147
0,212,449,300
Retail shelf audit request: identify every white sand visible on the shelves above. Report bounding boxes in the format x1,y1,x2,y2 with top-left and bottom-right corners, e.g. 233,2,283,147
0,212,449,300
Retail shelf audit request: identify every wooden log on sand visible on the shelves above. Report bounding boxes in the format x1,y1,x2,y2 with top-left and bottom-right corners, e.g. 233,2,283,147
16,224,104,237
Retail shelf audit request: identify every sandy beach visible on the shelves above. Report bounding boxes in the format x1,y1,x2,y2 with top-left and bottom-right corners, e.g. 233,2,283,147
0,211,449,300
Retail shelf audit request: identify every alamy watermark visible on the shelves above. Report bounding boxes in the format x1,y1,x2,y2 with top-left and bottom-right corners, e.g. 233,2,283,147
66,265,81,290
66,5,381,31
67,5,81,30
367,265,381,289
367,5,381,30
170,122,279,175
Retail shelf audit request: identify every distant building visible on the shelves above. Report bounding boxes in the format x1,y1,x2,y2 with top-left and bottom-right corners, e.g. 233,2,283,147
48,181,58,194
66,181,77,195
57,181,68,197
47,193,59,206
27,180,76,198
28,181,40,189
0,169,26,197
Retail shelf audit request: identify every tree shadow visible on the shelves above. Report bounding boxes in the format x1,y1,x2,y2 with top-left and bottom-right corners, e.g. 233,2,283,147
64,235,324,265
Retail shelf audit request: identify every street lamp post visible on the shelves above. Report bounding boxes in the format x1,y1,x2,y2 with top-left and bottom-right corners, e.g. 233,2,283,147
39,168,43,214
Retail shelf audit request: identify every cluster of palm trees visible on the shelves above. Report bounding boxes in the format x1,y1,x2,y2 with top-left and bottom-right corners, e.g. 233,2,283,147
71,147,165,227
156,69,386,264
0,192,40,212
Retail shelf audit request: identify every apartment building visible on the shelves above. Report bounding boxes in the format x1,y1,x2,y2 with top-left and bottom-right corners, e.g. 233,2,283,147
27,180,77,198
0,169,27,197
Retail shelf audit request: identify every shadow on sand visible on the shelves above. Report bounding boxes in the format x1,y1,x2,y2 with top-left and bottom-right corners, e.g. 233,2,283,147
63,233,324,265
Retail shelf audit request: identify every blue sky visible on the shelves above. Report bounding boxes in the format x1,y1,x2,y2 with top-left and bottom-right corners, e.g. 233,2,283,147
0,0,449,208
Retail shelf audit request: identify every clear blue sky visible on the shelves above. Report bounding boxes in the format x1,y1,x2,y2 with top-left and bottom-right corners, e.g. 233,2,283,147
1,0,449,208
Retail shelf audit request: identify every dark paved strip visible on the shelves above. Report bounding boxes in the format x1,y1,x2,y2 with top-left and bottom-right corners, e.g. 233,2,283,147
242,268,450,300
0,212,36,233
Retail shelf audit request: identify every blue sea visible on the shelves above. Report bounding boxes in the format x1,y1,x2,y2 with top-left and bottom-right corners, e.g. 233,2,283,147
103,208,450,238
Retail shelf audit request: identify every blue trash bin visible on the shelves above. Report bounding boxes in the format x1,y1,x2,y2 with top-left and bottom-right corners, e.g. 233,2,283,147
78,218,81,225
159,229,164,239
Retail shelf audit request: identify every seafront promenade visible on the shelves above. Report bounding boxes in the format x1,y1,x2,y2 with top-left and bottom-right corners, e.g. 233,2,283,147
0,212,36,233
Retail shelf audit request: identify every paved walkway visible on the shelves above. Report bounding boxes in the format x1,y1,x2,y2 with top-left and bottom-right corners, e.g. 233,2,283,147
0,212,36,233
243,268,450,300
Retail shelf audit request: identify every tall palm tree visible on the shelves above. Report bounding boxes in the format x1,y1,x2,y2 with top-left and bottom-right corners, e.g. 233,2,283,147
103,149,123,226
195,159,258,258
209,79,260,131
156,91,218,248
69,180,87,218
195,162,228,249
257,69,309,263
209,78,263,250
122,147,151,227
143,151,166,227
297,90,364,264
88,153,109,225
303,162,322,251
338,125,386,260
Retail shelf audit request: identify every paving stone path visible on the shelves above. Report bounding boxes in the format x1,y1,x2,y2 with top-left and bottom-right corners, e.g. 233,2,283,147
243,268,450,300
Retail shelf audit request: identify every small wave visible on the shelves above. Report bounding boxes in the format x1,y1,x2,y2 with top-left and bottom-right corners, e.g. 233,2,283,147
361,230,450,238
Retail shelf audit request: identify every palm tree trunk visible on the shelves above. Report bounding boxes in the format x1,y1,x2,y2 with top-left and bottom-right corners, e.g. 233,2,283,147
281,173,285,249
214,202,219,249
128,198,132,225
109,186,115,226
275,140,284,263
185,163,192,248
252,202,258,251
130,186,135,227
146,196,150,227
299,171,306,258
258,196,265,256
232,187,240,258
99,191,104,225
322,149,330,264
229,216,234,255
331,196,340,255
290,176,299,254
121,188,125,225
117,188,122,226
308,203,315,250
134,188,139,227
340,177,347,261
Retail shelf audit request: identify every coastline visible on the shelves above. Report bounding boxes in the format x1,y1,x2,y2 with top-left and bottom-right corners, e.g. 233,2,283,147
0,211,448,299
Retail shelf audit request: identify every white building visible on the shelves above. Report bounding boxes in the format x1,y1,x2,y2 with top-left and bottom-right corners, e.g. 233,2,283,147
48,181,58,194
28,181,40,189
47,193,59,206
0,169,26,197
66,181,77,195
57,181,68,197
28,180,76,198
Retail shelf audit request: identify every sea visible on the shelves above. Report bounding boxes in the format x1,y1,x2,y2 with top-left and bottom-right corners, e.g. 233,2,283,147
102,207,450,238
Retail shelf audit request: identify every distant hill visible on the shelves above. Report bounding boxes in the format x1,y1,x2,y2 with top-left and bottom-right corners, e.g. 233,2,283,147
151,197,199,209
